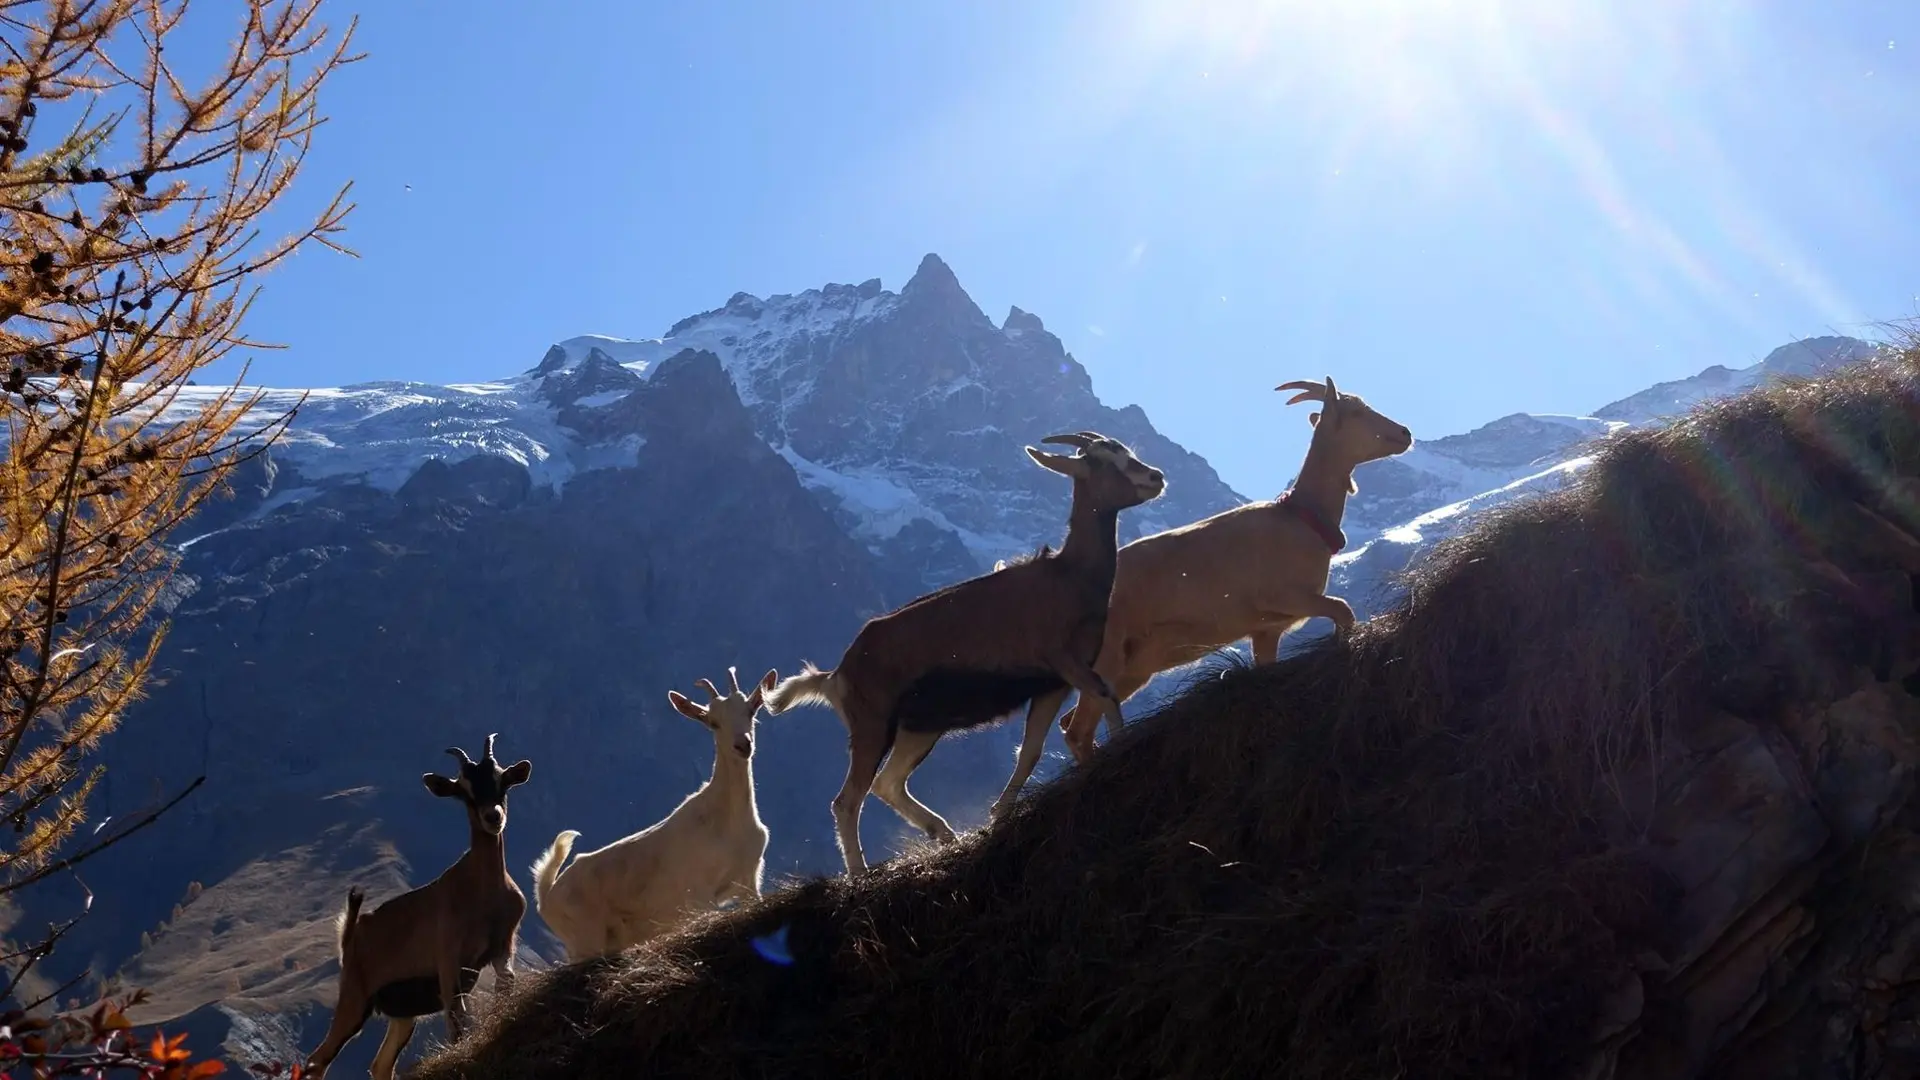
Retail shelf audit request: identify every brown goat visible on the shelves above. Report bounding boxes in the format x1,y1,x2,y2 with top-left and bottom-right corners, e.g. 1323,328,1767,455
1058,376,1412,761
303,735,533,1080
764,431,1167,874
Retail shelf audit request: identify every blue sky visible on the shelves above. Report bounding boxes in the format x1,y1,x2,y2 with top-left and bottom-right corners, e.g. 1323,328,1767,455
216,0,1920,498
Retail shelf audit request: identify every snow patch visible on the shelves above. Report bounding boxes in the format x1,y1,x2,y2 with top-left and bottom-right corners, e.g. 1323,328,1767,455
1372,455,1594,549
573,388,633,409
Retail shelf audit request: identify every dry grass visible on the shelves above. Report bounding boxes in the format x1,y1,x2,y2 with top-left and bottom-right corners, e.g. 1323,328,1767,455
413,347,1920,1079
117,820,411,1027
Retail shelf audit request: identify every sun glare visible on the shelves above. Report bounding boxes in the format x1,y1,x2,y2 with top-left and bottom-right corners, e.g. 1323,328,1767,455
1114,0,1629,174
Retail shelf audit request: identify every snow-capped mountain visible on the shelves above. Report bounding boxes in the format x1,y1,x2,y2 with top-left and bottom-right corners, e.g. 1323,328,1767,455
180,253,1242,599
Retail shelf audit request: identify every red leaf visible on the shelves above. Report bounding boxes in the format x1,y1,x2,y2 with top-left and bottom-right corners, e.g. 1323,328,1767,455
187,1062,226,1078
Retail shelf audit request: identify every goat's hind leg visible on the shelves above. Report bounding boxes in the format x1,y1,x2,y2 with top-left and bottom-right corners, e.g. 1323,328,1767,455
302,979,372,1080
872,727,956,844
368,1017,416,1080
832,718,894,875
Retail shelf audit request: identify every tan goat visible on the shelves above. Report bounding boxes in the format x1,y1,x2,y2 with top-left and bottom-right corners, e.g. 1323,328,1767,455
1056,375,1412,761
530,668,777,959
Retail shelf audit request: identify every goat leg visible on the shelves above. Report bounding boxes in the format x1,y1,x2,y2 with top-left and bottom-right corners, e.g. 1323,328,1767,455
438,954,469,1042
302,978,371,1080
368,1017,415,1080
491,950,515,999
990,686,1071,820
1249,630,1282,666
872,727,956,842
1054,653,1126,735
1283,593,1355,634
831,726,892,874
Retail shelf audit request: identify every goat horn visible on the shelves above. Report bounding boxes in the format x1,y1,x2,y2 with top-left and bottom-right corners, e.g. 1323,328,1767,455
446,746,474,767
1040,433,1093,450
482,733,498,762
1274,380,1324,398
696,677,723,700
727,666,742,694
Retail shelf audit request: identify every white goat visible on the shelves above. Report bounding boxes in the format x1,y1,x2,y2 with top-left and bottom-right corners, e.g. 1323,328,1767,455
530,668,776,960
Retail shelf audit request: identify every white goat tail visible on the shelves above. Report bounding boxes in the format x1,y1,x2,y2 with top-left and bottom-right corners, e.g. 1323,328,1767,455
530,830,579,914
335,887,364,958
763,663,838,714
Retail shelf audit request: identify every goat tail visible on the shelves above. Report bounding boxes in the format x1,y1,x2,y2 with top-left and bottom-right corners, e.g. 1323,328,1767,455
530,830,579,914
763,662,839,715
335,886,364,958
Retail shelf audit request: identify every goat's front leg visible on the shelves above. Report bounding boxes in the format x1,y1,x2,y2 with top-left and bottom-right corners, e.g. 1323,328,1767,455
491,948,515,999
1053,654,1125,737
1302,593,1355,633
990,686,1070,820
1249,630,1281,665
718,876,760,907
437,954,470,1043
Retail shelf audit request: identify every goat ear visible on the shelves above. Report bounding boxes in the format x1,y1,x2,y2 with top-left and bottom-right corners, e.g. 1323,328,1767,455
1307,411,1321,428
1348,474,1359,495
422,773,463,800
748,669,776,709
668,690,710,723
500,759,532,789
1025,446,1082,477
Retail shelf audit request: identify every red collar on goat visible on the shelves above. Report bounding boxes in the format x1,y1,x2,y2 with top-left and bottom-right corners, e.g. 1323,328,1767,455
1280,491,1345,555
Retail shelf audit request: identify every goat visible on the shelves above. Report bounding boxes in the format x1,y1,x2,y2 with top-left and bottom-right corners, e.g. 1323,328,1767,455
763,431,1166,874
530,667,778,960
1057,375,1413,762
303,735,533,1080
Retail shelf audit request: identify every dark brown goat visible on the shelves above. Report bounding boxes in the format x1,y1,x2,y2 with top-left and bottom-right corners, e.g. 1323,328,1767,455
764,431,1166,874
303,735,533,1080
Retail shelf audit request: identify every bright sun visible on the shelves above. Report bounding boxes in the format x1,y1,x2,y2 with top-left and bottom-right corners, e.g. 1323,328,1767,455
1110,0,1632,173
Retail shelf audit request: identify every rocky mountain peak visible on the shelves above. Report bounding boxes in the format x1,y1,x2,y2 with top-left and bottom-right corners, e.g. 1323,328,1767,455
899,252,991,328
1003,305,1046,333
533,347,644,411
622,348,758,447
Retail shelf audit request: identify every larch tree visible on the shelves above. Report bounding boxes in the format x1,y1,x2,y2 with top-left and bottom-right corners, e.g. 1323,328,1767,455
0,0,360,1021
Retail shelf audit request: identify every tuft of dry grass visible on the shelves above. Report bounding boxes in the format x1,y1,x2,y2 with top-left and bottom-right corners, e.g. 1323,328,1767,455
415,347,1920,1079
